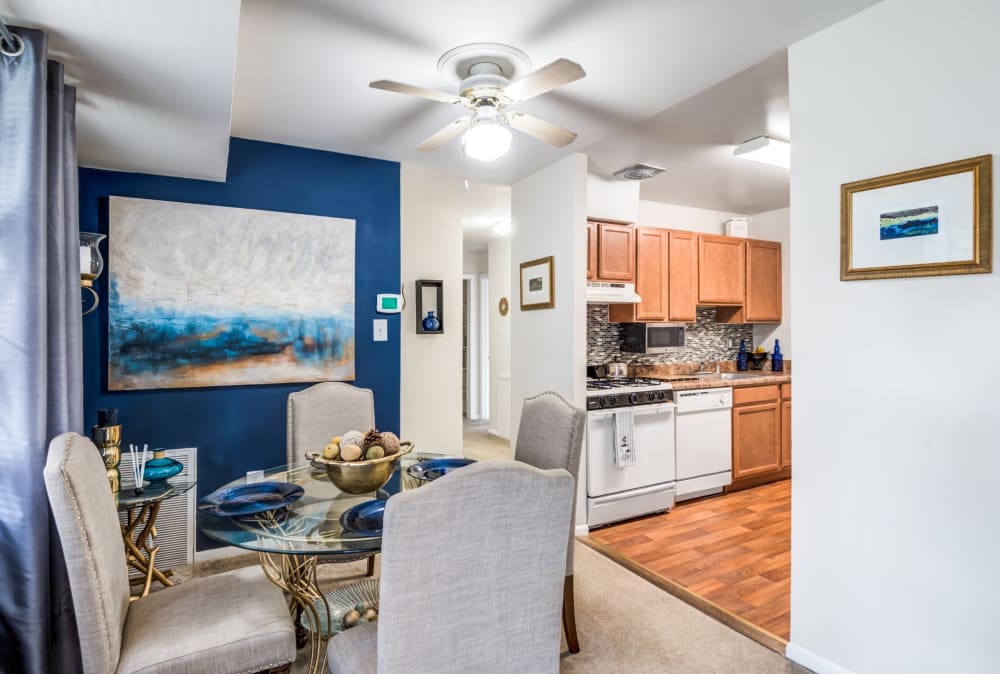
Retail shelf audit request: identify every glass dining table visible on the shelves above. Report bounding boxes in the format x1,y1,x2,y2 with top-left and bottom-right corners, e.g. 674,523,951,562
197,451,449,674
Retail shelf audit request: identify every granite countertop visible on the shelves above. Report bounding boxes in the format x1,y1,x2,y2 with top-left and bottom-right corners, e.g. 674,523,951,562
630,361,791,390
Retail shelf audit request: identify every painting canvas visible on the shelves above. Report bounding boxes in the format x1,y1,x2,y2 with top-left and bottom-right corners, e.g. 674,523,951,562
879,205,939,240
108,197,355,390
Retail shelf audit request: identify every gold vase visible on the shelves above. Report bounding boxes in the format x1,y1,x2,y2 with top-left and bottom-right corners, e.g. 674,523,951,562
91,424,122,497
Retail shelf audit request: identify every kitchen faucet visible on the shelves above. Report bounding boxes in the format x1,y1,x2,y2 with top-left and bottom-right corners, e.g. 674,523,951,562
694,361,720,375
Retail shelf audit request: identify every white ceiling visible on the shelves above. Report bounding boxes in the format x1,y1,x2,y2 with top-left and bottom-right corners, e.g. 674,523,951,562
587,51,792,214
1,0,879,196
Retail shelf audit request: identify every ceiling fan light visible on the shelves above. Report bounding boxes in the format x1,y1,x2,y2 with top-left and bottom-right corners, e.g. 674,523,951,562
462,123,512,162
733,136,790,168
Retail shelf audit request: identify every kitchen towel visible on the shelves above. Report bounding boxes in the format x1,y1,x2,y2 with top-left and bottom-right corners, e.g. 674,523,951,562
612,410,636,467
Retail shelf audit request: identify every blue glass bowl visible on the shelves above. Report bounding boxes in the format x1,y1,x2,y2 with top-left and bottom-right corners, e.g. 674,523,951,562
405,457,476,487
339,499,387,535
198,482,305,517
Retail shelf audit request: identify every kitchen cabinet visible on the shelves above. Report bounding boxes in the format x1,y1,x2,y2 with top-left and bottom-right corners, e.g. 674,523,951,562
608,228,668,323
780,383,792,469
667,230,698,322
697,234,745,305
587,221,597,281
745,239,782,322
595,221,635,282
728,383,790,491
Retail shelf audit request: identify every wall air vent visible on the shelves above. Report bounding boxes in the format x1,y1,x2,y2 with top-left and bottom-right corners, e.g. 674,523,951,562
612,163,667,181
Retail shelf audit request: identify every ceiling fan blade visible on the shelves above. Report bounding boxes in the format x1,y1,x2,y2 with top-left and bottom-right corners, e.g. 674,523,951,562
417,117,472,151
369,80,464,105
506,112,578,147
500,58,586,103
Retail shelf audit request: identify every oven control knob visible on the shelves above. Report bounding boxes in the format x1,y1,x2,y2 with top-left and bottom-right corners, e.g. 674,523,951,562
647,392,656,401
657,390,667,400
628,393,639,405
604,396,615,408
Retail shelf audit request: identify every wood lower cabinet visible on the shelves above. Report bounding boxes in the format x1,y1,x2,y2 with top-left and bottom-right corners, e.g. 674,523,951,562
780,383,792,469
745,239,782,322
609,228,668,323
667,230,698,321
728,383,791,491
596,222,635,281
586,221,597,280
698,234,745,305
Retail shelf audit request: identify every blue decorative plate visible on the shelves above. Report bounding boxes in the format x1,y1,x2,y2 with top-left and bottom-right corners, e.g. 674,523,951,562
198,481,304,517
406,457,476,484
339,499,387,535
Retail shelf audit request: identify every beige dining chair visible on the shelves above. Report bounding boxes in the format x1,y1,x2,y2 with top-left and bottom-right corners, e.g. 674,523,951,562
44,432,296,674
287,381,378,576
326,460,575,674
514,391,586,654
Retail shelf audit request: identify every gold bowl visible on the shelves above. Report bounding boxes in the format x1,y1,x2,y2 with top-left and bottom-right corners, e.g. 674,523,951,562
306,442,413,494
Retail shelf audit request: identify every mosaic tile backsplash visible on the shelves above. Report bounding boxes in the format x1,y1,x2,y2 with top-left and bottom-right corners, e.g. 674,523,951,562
587,305,755,366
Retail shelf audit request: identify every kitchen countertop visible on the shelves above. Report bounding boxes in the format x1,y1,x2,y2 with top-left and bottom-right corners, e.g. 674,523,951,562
630,362,791,390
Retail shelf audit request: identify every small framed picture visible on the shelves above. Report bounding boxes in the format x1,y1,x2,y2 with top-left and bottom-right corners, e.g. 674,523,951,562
519,256,555,310
841,155,992,280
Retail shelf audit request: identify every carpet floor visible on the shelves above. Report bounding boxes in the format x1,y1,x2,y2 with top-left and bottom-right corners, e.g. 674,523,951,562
176,542,807,673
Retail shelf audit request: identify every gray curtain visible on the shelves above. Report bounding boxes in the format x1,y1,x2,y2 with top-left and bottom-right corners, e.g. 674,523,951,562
0,27,84,673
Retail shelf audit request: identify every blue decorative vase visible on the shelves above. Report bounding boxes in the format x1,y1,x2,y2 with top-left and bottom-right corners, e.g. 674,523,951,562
771,339,784,372
422,311,441,332
736,338,749,371
144,450,182,486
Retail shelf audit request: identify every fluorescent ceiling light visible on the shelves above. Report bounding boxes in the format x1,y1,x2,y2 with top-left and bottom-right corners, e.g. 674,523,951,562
462,105,512,162
493,220,511,235
733,136,790,168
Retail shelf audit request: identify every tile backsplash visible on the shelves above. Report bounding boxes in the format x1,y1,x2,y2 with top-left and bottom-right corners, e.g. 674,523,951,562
587,305,755,366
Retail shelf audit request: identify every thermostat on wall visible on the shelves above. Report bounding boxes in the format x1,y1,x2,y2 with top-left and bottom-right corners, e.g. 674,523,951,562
376,294,403,314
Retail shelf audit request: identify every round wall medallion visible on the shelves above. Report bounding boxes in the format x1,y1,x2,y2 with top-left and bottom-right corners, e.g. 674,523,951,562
498,297,509,316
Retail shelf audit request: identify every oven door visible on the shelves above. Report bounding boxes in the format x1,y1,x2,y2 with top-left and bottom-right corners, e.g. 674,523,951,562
586,403,676,499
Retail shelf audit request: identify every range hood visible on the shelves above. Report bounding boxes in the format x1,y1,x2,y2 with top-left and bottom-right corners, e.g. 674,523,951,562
587,281,642,304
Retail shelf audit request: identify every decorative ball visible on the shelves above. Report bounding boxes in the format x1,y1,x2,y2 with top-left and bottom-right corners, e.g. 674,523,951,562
380,432,401,455
340,444,363,461
322,443,340,460
341,430,364,448
363,608,378,621
330,435,343,445
342,609,361,628
365,445,385,460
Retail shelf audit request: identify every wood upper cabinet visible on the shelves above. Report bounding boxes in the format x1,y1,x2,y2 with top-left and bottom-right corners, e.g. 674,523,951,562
745,239,782,322
667,230,697,322
586,221,597,280
609,228,668,323
596,222,635,281
698,234,746,305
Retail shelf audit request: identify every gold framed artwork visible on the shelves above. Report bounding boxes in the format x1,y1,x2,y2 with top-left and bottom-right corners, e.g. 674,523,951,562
840,155,992,281
519,256,555,310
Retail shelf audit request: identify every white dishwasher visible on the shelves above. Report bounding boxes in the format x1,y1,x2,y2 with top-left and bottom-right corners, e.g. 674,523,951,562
674,387,733,501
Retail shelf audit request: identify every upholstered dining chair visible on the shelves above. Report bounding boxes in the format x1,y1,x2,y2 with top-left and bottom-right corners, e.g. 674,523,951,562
326,460,575,674
286,381,376,465
287,381,379,577
513,391,586,654
44,432,296,674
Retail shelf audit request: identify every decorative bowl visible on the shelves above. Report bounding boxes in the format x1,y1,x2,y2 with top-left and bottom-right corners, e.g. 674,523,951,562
198,481,305,518
747,352,769,370
306,442,413,494
404,457,476,489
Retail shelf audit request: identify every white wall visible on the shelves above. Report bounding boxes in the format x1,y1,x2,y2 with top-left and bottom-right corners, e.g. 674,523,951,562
637,199,747,234
487,236,512,440
751,207,791,357
588,174,640,222
511,154,589,526
787,2,1000,673
462,249,487,274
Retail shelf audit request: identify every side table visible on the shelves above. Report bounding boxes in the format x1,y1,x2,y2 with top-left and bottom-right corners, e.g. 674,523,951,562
117,479,197,599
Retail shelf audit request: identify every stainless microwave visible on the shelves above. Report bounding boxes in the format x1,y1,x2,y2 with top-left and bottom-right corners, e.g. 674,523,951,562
620,323,685,354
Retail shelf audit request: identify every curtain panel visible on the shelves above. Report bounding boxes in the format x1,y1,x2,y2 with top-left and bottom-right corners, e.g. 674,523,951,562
0,26,84,673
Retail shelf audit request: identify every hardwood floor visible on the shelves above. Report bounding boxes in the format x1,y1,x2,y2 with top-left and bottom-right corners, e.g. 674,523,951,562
588,480,791,640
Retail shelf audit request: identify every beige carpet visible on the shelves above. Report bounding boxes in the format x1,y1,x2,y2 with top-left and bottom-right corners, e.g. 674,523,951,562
175,542,806,673
462,419,511,462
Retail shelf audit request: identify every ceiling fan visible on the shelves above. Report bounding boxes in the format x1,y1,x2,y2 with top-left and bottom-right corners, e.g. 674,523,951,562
369,43,586,162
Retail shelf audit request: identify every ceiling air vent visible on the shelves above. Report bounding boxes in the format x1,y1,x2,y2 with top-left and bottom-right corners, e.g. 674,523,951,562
613,163,667,181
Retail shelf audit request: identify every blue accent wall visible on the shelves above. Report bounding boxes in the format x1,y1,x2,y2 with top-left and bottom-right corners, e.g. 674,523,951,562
79,138,400,548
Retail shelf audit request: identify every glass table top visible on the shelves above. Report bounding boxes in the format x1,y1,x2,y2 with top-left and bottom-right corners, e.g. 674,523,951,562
197,452,450,556
117,478,197,511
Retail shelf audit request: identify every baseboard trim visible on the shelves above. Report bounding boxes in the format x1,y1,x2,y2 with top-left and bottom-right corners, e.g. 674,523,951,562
579,536,788,655
574,524,589,537
195,545,254,564
785,642,854,674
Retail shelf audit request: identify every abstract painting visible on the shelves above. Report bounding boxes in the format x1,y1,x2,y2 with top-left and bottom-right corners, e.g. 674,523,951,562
879,205,939,240
108,197,355,390
841,155,992,280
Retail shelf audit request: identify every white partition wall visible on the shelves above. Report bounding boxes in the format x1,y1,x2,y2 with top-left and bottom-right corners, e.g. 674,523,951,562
510,153,588,526
788,2,1000,672
488,237,512,439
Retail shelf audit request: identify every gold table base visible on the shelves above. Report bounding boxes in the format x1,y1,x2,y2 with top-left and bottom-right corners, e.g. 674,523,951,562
258,551,332,674
122,501,175,600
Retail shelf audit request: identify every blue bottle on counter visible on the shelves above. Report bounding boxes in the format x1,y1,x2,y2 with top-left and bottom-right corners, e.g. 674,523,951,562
736,338,749,371
771,339,784,372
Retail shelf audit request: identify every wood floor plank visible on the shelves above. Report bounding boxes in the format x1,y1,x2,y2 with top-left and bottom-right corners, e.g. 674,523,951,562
589,479,791,641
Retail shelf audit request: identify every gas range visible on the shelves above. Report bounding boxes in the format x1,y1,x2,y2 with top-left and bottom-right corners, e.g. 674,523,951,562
586,377,676,410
